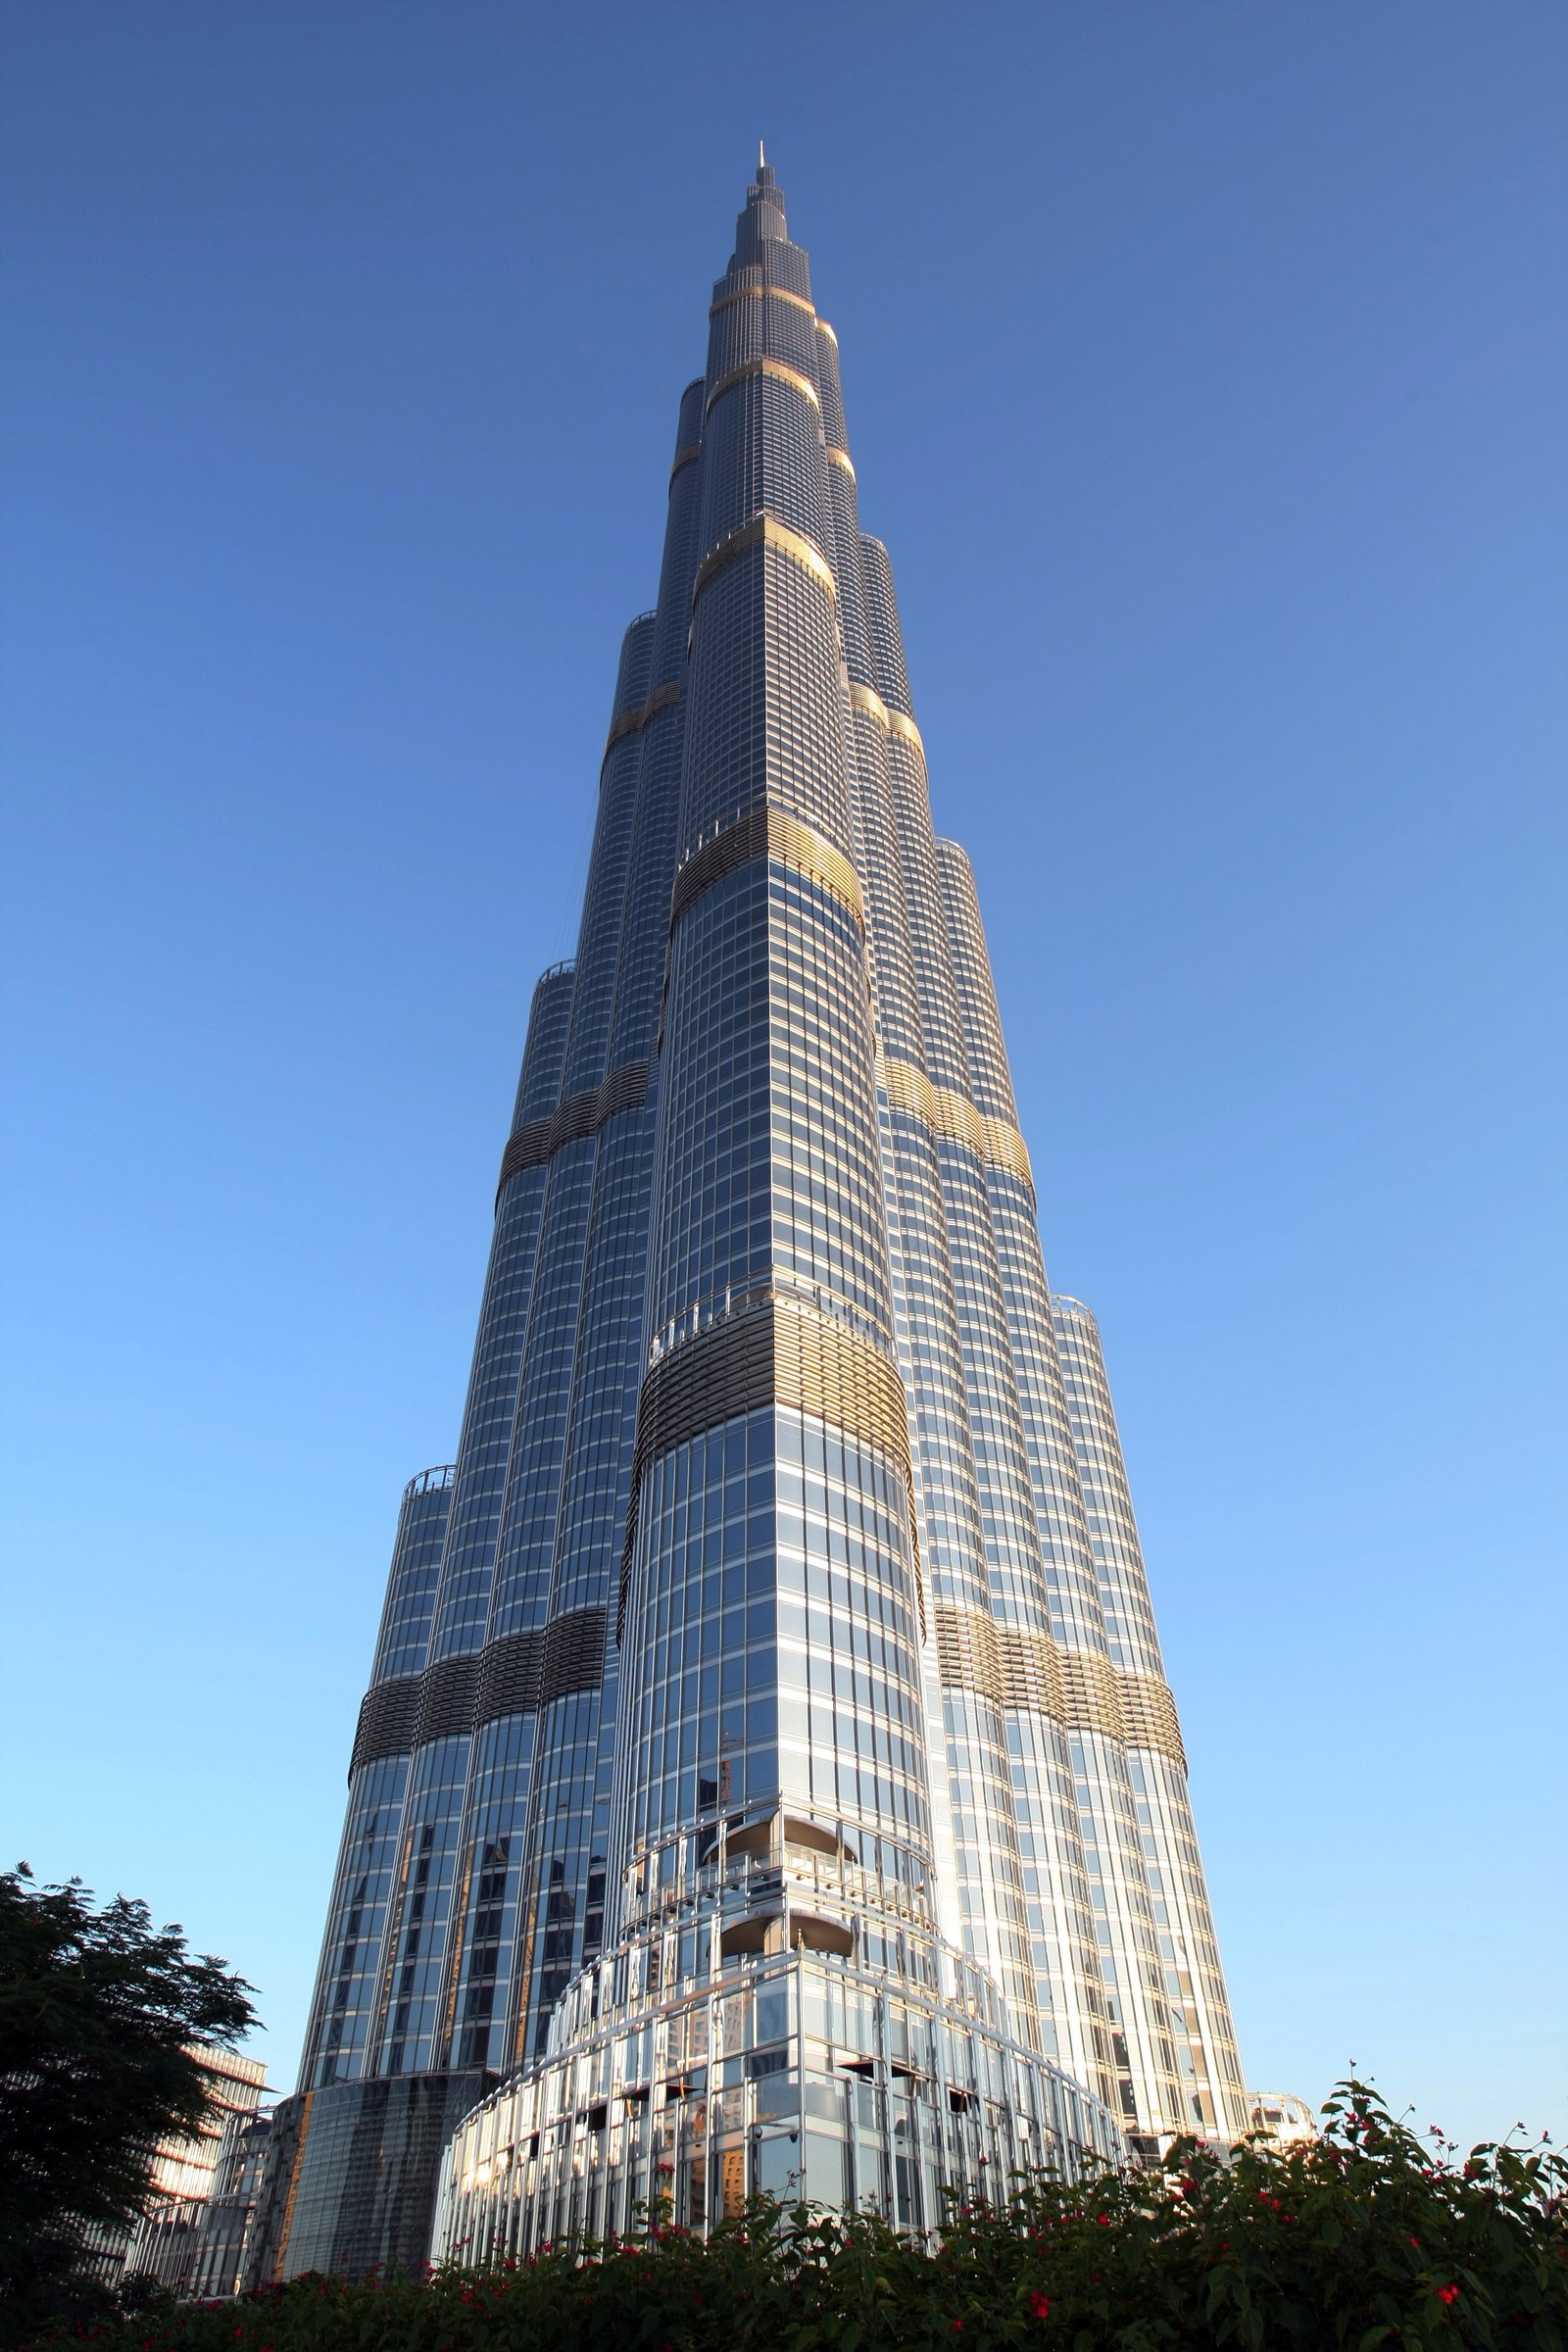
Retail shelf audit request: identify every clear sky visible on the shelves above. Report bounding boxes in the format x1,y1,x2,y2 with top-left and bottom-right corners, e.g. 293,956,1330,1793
2,1,1563,2155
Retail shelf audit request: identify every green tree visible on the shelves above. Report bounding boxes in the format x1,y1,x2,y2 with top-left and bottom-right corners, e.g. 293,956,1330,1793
0,1865,259,2336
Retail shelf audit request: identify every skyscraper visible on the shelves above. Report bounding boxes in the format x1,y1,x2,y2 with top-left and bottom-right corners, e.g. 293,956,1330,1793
250,158,1245,2281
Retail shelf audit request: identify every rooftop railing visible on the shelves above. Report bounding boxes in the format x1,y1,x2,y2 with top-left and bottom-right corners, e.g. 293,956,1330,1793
403,1464,457,1500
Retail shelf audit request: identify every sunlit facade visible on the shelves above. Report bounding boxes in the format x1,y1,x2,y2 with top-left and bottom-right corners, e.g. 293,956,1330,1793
251,159,1245,2281
1247,2092,1319,2148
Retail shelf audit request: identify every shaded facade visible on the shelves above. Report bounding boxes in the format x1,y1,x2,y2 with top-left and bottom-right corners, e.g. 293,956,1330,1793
253,160,1245,2279
82,2049,267,2296
185,2109,273,2299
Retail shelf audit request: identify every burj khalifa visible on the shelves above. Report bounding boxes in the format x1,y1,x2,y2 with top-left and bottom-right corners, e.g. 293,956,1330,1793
247,157,1246,2283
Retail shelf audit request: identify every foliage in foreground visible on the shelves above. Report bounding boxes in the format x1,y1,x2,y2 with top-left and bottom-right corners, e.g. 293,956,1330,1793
20,2083,1567,2352
0,1867,259,2338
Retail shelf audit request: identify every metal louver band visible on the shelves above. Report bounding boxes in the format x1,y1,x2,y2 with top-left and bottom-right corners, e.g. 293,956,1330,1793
348,1606,610,1778
704,356,821,416
495,1059,650,1205
349,1674,422,1774
475,1611,608,1723
670,806,864,933
709,283,816,319
620,1291,913,1631
604,679,681,755
826,446,857,483
932,1601,1186,1771
413,1654,477,1747
668,444,701,484
848,679,924,756
878,1054,1034,1193
691,512,837,608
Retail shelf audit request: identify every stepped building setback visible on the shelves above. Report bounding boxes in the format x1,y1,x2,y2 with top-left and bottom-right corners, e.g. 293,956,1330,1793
248,158,1246,2283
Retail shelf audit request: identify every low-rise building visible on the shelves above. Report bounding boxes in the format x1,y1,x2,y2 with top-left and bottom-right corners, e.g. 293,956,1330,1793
1246,2091,1318,2148
85,2047,268,2295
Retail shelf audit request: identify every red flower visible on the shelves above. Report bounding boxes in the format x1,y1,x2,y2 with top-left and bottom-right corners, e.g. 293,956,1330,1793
1029,2290,1051,2320
1440,2285,1461,2306
953,2324,964,2334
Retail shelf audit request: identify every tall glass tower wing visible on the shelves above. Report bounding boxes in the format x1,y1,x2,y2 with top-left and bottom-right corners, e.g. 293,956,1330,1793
251,161,1245,2285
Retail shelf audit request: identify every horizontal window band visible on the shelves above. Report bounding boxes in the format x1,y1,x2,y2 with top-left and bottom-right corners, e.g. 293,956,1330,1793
709,283,817,320
669,806,864,934
348,1608,610,1777
826,446,857,483
496,1059,650,1206
878,1053,1034,1193
933,1601,1186,1772
705,355,821,416
668,443,701,484
604,678,681,756
691,511,837,608
620,1290,915,1635
848,678,923,755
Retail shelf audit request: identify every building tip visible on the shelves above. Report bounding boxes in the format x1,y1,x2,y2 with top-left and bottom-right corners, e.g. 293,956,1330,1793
759,136,766,171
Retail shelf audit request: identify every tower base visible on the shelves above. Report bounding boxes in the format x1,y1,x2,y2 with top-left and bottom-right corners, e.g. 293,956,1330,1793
243,2069,496,2286
436,1937,1122,2260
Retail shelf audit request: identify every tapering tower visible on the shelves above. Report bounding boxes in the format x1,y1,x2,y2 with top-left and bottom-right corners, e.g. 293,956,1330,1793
250,162,1244,2285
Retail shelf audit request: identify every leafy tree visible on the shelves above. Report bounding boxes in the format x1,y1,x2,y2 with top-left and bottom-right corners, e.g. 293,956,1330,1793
0,1865,258,2336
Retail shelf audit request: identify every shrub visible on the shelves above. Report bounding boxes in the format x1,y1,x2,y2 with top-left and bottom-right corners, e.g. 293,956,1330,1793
16,2082,1565,2352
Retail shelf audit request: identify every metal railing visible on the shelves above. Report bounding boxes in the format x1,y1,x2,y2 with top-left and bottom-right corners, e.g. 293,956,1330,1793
647,1274,891,1368
403,1464,457,1499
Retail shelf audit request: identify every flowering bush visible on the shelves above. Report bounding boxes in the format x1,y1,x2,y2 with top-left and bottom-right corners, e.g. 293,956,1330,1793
16,2083,1565,2352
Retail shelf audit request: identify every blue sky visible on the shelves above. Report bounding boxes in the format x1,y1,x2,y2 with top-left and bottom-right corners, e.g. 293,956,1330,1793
2,1,1563,2153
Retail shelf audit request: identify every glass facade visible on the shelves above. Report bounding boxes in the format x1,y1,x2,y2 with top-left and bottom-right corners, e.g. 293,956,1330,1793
82,2048,268,2296
441,1942,1118,2262
185,2109,273,2299
253,158,1246,2279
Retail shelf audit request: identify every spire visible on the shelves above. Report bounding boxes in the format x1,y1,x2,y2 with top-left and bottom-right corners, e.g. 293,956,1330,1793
733,145,788,265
